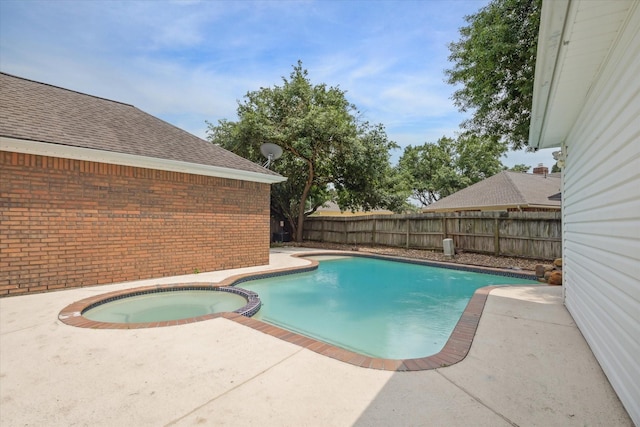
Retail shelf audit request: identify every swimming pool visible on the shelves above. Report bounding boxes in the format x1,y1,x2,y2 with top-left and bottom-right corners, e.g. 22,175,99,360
241,256,538,359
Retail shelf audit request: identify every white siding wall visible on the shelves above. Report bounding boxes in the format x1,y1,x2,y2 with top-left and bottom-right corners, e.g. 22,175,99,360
562,8,640,423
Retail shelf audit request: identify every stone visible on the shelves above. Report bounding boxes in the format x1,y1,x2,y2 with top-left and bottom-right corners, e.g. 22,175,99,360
554,258,563,268
548,271,563,285
535,264,546,278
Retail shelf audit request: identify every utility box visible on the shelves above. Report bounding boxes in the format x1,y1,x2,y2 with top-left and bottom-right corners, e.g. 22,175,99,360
443,238,455,258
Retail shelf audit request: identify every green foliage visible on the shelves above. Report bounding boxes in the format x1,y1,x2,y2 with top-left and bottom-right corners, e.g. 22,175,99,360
551,162,561,173
446,0,542,150
207,61,405,241
333,122,410,214
398,135,506,206
508,163,531,173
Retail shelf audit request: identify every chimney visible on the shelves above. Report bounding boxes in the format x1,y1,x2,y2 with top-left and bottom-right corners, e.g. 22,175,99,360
533,163,548,177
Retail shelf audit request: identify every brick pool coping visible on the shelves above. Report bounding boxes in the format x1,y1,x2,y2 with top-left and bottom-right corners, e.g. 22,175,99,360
58,251,538,371
220,285,499,371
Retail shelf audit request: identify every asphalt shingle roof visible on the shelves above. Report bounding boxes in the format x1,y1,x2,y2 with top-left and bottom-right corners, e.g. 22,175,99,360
424,171,561,211
0,72,280,178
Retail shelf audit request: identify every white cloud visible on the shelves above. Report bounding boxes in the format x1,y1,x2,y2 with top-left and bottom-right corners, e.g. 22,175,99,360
378,81,457,116
1,0,500,150
502,148,557,170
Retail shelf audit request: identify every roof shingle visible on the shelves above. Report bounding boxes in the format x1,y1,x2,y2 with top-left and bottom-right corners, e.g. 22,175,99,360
0,72,281,179
424,171,561,211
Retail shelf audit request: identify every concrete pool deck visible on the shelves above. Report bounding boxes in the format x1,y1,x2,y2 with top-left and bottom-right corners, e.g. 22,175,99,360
0,247,633,426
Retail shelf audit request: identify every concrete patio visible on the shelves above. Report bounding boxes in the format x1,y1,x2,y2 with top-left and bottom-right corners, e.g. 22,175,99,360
0,248,632,426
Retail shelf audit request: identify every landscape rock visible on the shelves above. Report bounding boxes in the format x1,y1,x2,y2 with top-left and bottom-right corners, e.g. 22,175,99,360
548,271,563,285
297,241,548,272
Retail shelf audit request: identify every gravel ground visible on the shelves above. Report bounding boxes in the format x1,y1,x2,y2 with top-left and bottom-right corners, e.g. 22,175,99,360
287,241,548,272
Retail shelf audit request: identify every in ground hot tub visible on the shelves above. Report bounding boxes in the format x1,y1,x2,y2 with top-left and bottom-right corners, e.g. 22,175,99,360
58,284,261,328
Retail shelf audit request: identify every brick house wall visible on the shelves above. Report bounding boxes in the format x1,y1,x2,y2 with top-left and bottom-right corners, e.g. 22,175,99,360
0,151,271,296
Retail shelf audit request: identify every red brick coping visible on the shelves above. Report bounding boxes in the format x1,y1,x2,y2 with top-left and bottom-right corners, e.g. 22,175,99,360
58,251,533,371
218,285,499,371
58,283,261,329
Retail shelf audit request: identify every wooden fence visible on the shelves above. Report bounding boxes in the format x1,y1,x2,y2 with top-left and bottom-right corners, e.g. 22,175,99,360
303,211,562,260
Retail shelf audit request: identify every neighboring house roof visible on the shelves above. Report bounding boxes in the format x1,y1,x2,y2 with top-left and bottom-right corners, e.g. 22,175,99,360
0,72,285,184
312,201,394,216
423,171,561,212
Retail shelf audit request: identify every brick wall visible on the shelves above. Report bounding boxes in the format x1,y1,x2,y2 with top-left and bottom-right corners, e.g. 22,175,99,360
0,151,271,296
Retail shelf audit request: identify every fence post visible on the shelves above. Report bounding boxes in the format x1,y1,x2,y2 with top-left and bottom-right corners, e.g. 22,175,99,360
494,216,500,256
406,218,410,248
442,215,447,239
344,219,348,245
372,219,377,245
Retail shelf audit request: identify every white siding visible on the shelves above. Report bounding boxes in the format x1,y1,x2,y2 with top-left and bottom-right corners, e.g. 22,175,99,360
562,5,640,423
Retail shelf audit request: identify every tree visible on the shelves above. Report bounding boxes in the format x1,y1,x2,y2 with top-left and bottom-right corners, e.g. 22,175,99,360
508,164,531,173
208,61,403,241
398,135,505,206
333,121,410,214
446,0,541,150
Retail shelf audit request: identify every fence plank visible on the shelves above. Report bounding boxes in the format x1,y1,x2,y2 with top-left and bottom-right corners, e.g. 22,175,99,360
303,211,561,260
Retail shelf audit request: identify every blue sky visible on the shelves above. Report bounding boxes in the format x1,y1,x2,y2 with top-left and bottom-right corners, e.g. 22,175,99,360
0,0,555,168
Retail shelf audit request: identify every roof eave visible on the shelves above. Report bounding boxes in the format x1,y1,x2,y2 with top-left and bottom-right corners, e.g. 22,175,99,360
0,136,287,184
529,0,571,150
529,0,637,150
423,203,560,213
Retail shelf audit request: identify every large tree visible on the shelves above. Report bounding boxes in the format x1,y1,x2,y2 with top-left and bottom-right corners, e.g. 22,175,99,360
446,0,541,150
398,135,506,206
208,62,403,241
508,164,531,173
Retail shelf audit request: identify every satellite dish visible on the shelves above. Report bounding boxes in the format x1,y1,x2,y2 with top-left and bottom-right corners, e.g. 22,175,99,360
260,143,283,168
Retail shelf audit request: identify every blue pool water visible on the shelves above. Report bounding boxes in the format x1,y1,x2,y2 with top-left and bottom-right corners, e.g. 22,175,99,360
241,256,537,359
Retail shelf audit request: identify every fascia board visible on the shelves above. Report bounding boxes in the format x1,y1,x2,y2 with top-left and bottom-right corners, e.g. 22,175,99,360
424,204,560,213
0,136,287,184
529,0,571,149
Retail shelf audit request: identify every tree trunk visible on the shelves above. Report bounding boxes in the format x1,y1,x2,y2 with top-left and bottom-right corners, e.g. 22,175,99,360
288,214,298,243
295,162,314,242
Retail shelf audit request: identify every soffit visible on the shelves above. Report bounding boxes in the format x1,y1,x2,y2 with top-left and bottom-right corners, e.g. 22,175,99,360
530,0,635,149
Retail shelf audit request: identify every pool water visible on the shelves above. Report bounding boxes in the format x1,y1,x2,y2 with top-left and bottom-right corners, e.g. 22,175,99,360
241,257,537,359
83,290,247,323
